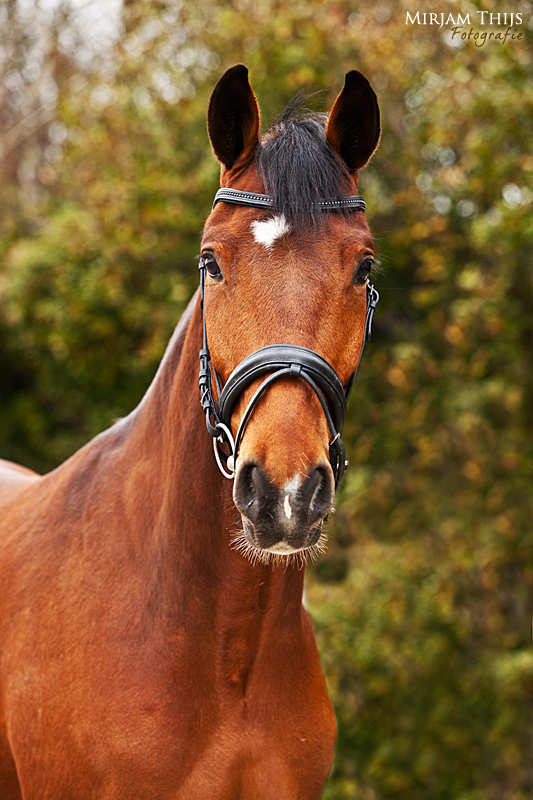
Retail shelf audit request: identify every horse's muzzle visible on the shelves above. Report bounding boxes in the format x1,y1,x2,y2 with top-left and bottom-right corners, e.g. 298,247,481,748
233,461,334,553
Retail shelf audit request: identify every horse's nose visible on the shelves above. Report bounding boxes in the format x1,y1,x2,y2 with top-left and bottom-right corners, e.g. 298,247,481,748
233,461,334,552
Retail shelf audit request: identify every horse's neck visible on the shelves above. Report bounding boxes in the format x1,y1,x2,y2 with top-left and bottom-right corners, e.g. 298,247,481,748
118,291,305,666
124,290,230,554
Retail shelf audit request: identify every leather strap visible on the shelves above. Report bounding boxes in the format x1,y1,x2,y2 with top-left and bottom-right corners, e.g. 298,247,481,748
213,188,366,213
217,344,347,434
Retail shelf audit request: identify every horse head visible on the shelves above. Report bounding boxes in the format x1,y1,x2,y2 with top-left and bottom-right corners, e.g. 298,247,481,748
200,65,380,563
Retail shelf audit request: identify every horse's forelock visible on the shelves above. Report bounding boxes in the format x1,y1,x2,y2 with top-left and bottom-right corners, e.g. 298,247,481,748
256,98,352,231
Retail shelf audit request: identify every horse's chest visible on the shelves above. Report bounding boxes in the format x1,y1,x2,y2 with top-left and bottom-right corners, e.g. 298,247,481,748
174,712,333,800
140,673,335,799
0,559,336,798
146,688,336,800
4,655,335,800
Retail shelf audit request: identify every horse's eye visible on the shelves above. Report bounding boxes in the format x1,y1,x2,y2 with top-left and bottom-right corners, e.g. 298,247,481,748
354,257,374,285
201,253,222,280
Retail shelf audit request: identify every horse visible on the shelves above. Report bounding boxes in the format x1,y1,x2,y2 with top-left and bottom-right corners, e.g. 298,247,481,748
0,65,380,799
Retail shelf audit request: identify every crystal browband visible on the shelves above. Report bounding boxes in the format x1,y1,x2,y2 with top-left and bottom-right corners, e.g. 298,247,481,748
212,188,366,213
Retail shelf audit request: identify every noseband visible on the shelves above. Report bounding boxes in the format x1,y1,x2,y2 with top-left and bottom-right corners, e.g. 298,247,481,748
198,188,379,490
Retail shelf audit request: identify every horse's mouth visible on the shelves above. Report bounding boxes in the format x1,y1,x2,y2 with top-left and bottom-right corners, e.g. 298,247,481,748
231,516,328,567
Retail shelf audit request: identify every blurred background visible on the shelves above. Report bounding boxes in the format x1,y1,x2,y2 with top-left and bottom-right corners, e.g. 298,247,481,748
1,0,532,796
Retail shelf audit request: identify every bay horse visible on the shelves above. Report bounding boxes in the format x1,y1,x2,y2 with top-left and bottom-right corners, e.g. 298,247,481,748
0,65,380,799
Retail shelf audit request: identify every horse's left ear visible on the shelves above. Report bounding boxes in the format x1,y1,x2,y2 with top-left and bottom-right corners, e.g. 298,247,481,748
326,71,381,172
207,64,260,170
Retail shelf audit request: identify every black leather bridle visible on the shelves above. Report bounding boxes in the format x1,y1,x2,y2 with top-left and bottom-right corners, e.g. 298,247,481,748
198,188,379,490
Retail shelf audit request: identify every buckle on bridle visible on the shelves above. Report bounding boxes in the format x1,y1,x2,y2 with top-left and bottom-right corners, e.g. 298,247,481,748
212,423,236,479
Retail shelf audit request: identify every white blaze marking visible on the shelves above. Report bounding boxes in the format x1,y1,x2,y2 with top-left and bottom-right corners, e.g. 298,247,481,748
251,215,291,249
283,474,302,495
281,474,301,523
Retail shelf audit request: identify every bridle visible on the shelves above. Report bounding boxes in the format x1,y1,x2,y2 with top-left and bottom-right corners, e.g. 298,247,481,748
198,188,379,490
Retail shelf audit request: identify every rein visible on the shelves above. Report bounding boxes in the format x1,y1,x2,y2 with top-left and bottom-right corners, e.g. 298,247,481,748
198,188,379,490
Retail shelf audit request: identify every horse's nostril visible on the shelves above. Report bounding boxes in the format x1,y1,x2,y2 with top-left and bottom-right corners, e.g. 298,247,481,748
234,461,334,534
299,467,334,526
234,463,265,524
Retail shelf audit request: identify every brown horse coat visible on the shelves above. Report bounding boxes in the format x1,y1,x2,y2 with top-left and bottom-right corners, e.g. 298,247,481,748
0,65,380,799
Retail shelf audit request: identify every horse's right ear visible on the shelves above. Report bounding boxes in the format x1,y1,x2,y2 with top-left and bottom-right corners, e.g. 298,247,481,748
207,65,260,170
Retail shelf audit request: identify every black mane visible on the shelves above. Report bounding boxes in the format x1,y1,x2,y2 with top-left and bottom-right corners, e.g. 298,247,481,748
256,95,352,231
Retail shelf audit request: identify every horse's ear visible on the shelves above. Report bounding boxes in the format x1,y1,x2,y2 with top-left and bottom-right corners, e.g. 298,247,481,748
207,65,260,170
326,71,380,172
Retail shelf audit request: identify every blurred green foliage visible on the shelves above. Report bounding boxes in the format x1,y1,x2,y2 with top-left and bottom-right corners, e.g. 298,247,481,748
1,0,532,796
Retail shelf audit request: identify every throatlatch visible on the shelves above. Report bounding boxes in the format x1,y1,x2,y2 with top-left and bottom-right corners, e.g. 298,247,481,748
198,188,379,490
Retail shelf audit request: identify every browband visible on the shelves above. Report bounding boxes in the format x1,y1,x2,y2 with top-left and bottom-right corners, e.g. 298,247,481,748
213,188,366,213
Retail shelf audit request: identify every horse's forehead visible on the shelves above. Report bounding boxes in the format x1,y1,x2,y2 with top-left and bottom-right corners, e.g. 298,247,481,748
251,215,291,249
204,209,373,253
